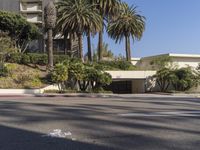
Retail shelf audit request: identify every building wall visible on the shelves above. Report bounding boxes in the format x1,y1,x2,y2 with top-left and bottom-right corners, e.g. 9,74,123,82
133,56,200,70
0,0,78,53
132,80,145,93
171,57,200,69
106,71,157,93
106,71,157,79
0,0,20,12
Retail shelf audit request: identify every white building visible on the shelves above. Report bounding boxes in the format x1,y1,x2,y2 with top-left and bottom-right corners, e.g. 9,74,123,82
107,53,200,93
134,53,200,70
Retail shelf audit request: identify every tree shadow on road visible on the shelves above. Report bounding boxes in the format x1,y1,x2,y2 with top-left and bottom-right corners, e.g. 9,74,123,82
0,97,200,150
0,125,117,150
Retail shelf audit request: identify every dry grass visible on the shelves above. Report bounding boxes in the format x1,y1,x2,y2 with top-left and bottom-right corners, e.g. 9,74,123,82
0,63,48,89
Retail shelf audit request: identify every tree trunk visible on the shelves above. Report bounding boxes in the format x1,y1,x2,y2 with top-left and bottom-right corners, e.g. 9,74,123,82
47,29,53,69
69,34,73,57
98,30,103,61
98,16,104,61
127,36,131,61
87,31,92,62
64,34,68,55
78,33,83,62
125,36,131,61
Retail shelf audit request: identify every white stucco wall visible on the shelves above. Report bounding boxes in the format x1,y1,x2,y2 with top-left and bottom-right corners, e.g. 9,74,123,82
106,71,156,80
171,57,200,69
132,54,200,70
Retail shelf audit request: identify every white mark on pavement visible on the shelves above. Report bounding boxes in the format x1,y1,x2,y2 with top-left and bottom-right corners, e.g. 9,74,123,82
42,129,73,139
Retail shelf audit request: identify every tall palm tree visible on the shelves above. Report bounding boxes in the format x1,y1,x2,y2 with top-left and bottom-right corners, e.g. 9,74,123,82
90,0,120,61
44,2,57,69
56,0,102,62
107,2,145,61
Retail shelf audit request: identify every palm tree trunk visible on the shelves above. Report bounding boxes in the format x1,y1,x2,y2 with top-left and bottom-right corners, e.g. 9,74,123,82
98,30,103,61
125,36,131,61
47,29,53,69
98,16,104,61
69,34,73,57
78,33,83,62
64,33,68,55
87,31,92,62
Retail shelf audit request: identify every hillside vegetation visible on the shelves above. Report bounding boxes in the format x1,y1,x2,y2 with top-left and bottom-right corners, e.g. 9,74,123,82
0,63,48,89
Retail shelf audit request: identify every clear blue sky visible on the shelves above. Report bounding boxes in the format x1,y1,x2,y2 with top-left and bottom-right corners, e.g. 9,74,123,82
83,0,200,58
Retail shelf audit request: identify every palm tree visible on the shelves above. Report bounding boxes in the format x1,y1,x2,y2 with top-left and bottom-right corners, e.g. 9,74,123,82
90,0,120,61
44,2,57,69
107,2,145,61
56,0,102,62
45,2,56,69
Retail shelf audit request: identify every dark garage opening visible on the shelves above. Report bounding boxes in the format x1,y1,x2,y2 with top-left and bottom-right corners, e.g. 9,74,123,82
105,81,132,94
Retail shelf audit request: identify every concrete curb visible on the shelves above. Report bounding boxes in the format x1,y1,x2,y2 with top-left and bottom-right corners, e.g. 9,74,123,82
0,93,199,98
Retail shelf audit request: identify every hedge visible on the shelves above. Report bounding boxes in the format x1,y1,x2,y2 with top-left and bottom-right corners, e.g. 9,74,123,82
6,53,69,65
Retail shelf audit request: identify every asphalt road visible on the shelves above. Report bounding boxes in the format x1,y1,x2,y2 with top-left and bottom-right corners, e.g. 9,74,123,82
0,95,200,150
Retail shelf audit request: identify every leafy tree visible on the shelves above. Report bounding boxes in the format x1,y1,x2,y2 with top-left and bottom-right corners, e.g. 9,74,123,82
171,67,199,91
0,32,16,76
0,11,40,53
95,72,112,90
107,2,145,61
153,67,174,92
51,63,68,92
44,2,57,69
68,62,112,92
56,0,102,62
154,66,200,92
68,62,85,90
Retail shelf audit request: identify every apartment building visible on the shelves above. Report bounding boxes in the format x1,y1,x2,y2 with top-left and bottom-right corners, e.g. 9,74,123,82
0,0,79,54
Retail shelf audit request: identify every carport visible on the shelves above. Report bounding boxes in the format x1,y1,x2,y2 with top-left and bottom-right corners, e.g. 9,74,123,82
106,71,156,94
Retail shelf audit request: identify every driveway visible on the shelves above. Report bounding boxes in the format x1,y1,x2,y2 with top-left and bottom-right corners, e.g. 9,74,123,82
0,94,200,150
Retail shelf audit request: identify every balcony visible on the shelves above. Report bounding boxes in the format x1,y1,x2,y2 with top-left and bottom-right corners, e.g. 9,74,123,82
23,14,43,24
20,0,42,14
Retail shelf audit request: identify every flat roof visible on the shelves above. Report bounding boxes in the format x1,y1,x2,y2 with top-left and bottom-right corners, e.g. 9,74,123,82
132,53,200,60
106,71,156,79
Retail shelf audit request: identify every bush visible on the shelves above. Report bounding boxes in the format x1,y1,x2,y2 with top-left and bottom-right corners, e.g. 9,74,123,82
54,55,70,64
154,67,200,92
21,54,31,64
171,67,199,91
153,67,174,92
0,65,8,77
7,53,22,63
97,60,136,70
29,53,48,65
51,63,68,91
6,53,71,66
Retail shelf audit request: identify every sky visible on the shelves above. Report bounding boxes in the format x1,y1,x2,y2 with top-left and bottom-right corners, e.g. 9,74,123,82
83,0,200,58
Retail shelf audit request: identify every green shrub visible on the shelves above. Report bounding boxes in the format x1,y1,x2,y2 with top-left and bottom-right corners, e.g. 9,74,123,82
54,55,70,64
171,67,199,91
6,53,72,66
29,53,47,65
21,54,31,64
0,65,9,77
97,60,136,70
7,53,22,63
51,63,68,91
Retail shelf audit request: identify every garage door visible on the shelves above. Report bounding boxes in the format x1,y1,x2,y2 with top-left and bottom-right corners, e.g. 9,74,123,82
105,81,132,94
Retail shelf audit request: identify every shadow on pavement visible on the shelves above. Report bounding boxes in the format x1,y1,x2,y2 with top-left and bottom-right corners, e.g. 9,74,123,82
0,97,200,150
0,125,116,150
